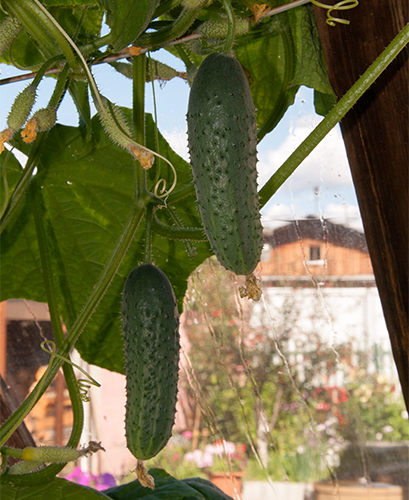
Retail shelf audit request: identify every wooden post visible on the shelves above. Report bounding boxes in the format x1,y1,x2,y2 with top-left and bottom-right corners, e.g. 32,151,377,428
313,1,408,407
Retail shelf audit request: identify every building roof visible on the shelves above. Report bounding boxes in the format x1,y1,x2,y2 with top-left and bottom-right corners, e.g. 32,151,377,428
263,218,369,253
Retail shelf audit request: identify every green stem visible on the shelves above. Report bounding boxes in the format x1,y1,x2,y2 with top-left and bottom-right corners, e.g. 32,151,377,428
166,183,196,204
152,214,206,241
222,0,235,53
135,6,201,48
47,64,70,108
144,203,153,263
133,54,146,145
174,44,195,71
259,21,409,207
77,34,114,57
0,447,23,460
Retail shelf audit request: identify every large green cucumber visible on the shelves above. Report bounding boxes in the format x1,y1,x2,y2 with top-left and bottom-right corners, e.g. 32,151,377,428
121,264,180,461
187,52,263,277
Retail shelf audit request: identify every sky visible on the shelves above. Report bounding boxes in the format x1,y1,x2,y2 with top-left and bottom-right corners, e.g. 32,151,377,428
0,47,363,232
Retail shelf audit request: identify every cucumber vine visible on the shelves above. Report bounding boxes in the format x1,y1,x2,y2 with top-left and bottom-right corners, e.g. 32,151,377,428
0,0,407,493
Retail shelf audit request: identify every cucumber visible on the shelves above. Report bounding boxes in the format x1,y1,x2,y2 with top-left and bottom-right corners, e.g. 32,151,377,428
187,52,263,277
121,264,180,461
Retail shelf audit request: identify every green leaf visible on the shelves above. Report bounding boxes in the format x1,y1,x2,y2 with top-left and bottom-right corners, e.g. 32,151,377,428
105,468,232,500
234,5,335,139
289,4,334,96
1,477,111,500
1,114,211,373
97,0,161,51
314,89,337,117
235,18,298,139
0,150,24,217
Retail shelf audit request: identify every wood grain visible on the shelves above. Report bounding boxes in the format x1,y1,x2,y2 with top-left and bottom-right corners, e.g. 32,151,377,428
313,0,408,407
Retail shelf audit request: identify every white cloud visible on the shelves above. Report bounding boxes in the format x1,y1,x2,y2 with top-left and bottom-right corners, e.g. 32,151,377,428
261,203,295,229
324,203,364,232
163,128,189,161
257,114,353,194
260,201,364,232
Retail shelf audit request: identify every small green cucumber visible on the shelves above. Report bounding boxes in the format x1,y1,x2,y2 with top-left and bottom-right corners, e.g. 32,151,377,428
187,52,263,277
121,264,180,461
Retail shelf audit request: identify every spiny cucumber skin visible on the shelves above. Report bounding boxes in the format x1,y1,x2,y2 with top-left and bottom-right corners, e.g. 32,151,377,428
121,264,180,461
187,52,263,276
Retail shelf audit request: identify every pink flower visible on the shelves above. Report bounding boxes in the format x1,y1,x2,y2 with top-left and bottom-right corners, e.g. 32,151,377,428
182,430,193,439
316,402,331,411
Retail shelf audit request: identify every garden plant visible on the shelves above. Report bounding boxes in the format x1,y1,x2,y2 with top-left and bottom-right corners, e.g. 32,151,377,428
0,0,407,499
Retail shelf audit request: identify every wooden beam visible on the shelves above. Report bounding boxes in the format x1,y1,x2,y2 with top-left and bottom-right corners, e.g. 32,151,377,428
313,1,408,407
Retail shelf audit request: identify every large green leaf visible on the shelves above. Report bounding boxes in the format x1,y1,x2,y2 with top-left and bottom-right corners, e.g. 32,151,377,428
0,114,211,373
1,477,111,500
105,468,232,500
235,19,299,136
234,5,335,137
289,4,333,95
97,0,161,51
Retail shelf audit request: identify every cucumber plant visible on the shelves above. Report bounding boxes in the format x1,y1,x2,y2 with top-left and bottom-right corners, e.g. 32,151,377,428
0,0,405,497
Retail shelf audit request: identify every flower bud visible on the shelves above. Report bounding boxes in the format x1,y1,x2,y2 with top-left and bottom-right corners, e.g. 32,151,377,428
21,107,57,143
96,95,154,167
198,17,251,40
7,460,44,475
0,129,13,154
7,85,37,132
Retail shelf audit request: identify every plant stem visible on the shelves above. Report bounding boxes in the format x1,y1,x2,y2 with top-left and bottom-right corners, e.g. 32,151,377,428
135,6,200,48
259,21,409,208
133,55,146,146
152,214,206,241
222,0,235,53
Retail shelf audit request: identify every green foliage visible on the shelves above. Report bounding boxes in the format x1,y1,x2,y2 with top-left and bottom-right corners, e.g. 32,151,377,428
0,476,112,500
106,468,233,499
0,0,407,495
0,114,210,373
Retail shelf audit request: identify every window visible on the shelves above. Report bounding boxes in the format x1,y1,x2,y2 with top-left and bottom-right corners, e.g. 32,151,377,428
310,246,321,261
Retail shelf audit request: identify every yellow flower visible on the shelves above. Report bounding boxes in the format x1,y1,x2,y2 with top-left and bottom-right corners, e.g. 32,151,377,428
21,117,39,143
128,144,155,169
0,128,13,154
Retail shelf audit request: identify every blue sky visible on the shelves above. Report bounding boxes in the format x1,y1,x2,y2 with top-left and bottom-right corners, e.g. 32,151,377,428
0,48,362,230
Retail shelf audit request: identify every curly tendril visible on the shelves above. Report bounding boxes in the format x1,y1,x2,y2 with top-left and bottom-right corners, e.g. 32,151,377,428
311,0,359,26
153,160,178,200
41,341,100,402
